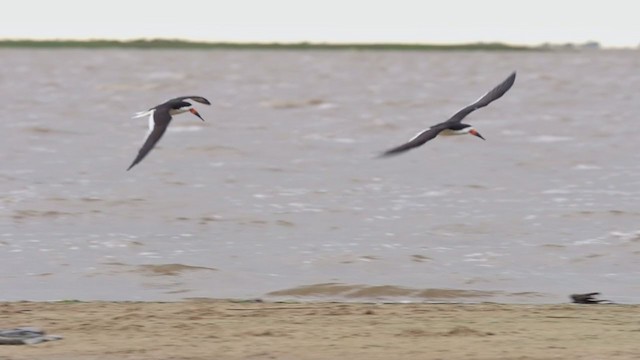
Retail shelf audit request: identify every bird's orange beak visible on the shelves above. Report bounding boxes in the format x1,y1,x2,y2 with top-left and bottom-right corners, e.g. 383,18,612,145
469,129,485,140
189,108,204,121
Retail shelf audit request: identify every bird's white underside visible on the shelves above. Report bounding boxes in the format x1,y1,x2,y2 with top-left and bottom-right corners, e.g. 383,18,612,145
406,126,473,142
440,128,474,136
145,111,156,142
169,107,190,115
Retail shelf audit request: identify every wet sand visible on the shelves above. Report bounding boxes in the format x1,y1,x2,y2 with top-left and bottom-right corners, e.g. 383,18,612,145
2,301,639,359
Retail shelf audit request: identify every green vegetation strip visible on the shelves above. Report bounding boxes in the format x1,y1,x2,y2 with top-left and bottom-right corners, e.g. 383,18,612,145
0,39,532,51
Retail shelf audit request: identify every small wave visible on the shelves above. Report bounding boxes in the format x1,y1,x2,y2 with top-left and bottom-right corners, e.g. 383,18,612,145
144,71,187,81
261,98,332,109
136,263,217,276
105,262,217,277
528,135,573,143
167,126,204,133
572,164,601,170
266,283,502,302
303,134,357,143
541,189,572,194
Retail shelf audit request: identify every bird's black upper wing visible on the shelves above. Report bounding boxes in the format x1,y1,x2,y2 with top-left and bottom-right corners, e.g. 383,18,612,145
127,109,172,171
169,96,211,106
445,71,516,124
379,124,447,157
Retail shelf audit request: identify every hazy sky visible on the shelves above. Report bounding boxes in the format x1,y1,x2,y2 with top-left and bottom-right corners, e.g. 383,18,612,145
1,0,638,47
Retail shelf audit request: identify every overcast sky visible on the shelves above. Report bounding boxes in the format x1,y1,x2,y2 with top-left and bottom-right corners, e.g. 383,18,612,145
1,0,638,47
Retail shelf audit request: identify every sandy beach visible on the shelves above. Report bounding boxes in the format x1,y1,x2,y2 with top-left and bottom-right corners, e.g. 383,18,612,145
1,301,639,359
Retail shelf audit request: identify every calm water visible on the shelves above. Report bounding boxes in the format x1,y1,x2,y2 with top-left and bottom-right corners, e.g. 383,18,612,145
1,49,639,303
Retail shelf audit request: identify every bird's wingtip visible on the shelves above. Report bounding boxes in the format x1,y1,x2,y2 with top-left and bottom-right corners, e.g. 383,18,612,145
192,96,211,105
376,150,401,159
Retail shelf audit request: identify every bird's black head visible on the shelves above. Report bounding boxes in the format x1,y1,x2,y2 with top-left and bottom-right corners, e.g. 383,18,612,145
450,123,471,131
168,101,205,121
172,101,192,110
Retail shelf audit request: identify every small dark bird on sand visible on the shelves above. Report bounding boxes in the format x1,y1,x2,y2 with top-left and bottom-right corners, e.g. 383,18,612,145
570,292,613,304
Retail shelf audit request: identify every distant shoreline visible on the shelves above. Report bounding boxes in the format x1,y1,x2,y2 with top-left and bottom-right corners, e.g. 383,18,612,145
0,39,538,51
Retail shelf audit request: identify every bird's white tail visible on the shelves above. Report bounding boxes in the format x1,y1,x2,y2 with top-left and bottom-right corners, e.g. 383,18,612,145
132,110,154,119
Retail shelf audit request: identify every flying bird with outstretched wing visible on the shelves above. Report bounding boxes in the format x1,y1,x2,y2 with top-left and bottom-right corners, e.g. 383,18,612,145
380,72,516,157
127,96,211,170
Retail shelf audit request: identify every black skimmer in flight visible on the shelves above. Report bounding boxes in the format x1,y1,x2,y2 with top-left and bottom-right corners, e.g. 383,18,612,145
127,96,211,171
379,72,516,157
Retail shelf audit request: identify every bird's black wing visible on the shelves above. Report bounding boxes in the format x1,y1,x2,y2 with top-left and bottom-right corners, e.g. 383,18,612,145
169,95,211,106
127,109,172,171
446,71,516,124
379,124,447,157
